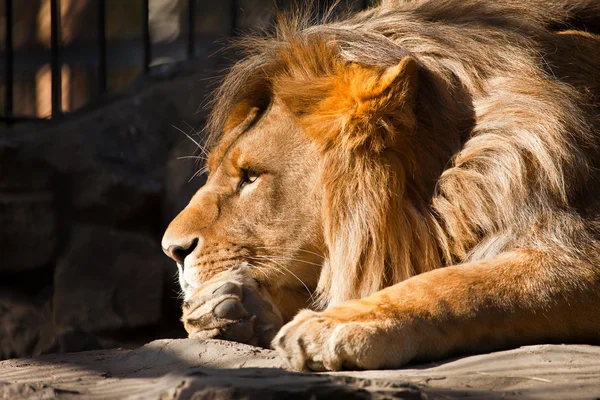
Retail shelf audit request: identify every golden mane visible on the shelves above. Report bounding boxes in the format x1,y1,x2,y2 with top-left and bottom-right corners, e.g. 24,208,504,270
204,0,600,307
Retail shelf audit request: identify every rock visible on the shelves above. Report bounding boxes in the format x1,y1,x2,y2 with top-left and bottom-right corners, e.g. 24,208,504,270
109,338,286,375
53,225,164,333
2,340,600,399
0,146,56,192
0,146,58,271
0,292,122,362
2,60,213,228
55,329,104,354
0,293,57,360
0,193,58,272
0,382,59,400
0,60,220,358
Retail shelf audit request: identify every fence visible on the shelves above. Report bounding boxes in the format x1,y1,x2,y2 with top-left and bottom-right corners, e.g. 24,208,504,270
0,0,371,126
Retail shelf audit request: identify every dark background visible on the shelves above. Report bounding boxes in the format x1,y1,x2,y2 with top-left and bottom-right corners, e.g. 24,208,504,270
0,0,370,360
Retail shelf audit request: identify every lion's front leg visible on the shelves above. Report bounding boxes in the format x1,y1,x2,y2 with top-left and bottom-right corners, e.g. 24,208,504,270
274,249,600,371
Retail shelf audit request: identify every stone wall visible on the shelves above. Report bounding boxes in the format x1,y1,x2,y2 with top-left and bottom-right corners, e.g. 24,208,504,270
0,61,215,359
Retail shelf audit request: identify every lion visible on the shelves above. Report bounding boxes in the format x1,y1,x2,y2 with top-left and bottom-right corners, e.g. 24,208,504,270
162,0,600,371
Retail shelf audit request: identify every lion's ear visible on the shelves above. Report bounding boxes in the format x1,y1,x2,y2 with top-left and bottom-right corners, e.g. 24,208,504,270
296,56,419,152
351,56,419,112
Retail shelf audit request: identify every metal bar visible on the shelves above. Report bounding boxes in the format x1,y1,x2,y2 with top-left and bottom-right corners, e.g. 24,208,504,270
230,0,238,36
187,0,195,58
142,0,151,72
98,0,107,93
50,0,62,116
4,0,13,118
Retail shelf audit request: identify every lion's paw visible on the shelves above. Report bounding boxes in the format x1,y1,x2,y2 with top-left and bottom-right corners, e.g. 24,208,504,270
182,264,283,348
273,306,414,371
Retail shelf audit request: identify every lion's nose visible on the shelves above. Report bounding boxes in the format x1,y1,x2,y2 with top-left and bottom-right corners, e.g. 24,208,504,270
162,199,213,266
162,238,198,265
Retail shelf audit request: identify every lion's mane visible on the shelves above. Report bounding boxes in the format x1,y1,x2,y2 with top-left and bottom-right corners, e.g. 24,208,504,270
205,0,600,308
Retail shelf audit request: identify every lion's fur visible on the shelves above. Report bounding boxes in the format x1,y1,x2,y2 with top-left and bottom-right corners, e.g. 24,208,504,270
161,0,600,368
201,0,600,309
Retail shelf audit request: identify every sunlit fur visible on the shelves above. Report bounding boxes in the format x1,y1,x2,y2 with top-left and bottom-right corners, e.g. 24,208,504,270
166,0,600,370
205,0,600,308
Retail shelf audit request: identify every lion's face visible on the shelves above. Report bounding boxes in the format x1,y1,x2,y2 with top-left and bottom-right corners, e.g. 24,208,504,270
162,100,324,314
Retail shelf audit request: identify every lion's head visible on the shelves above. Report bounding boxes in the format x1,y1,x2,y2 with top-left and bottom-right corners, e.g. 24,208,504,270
162,15,461,316
162,96,324,319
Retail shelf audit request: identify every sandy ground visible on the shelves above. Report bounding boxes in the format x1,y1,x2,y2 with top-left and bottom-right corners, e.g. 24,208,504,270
1,339,599,399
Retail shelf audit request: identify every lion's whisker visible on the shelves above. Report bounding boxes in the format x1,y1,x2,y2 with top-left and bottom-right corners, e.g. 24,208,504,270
246,262,272,282
182,120,200,132
177,155,207,161
250,260,290,286
172,124,209,158
183,122,211,160
253,254,323,267
254,246,325,260
188,166,208,183
250,256,315,302
249,259,285,276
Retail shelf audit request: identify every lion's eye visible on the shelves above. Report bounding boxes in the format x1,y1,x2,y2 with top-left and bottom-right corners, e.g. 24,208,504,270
238,168,258,191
